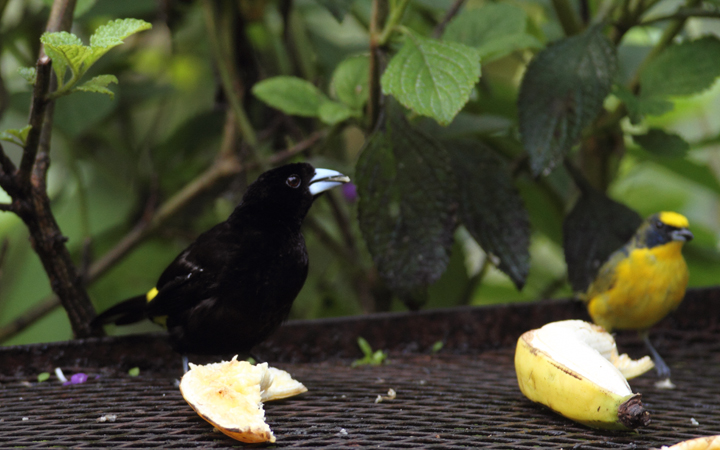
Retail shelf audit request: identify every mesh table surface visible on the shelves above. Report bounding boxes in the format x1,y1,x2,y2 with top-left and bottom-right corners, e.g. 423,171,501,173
1,329,719,449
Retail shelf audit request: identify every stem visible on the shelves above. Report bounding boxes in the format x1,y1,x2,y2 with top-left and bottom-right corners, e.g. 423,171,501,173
629,0,703,90
639,8,720,26
201,0,259,149
367,0,389,130
552,0,584,36
378,0,411,45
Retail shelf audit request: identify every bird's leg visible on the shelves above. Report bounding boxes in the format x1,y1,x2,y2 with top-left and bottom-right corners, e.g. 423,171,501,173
640,330,670,379
182,355,189,374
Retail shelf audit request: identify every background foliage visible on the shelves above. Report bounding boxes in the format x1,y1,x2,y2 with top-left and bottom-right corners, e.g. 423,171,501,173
1,0,720,345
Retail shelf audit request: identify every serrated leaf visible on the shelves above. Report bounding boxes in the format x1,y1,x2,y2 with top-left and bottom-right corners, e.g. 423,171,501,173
563,163,643,292
252,76,326,117
443,4,542,63
633,128,689,158
0,125,33,147
90,18,153,48
18,67,36,84
381,32,480,126
318,100,356,125
356,101,456,306
316,0,355,22
640,36,720,99
447,139,530,289
613,84,673,123
518,25,617,176
86,19,152,68
73,74,119,99
331,54,369,109
41,31,85,80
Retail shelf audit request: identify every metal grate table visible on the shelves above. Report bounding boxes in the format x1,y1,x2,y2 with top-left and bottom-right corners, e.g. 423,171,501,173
1,288,719,448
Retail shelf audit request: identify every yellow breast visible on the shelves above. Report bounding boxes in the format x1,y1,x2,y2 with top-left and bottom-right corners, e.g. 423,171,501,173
587,241,688,331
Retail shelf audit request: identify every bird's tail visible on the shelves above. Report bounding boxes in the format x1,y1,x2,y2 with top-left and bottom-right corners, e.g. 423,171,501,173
92,295,148,326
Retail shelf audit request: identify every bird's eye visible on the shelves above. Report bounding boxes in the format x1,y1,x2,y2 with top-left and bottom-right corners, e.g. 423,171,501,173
286,175,301,188
655,220,664,229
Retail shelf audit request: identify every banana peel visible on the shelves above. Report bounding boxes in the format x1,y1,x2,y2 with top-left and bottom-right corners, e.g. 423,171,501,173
515,320,653,430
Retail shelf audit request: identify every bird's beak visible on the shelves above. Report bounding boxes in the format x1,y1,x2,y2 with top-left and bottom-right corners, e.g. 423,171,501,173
309,168,350,196
670,228,694,242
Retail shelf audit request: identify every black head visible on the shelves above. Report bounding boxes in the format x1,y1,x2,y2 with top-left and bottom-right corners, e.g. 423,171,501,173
234,162,349,226
636,212,693,249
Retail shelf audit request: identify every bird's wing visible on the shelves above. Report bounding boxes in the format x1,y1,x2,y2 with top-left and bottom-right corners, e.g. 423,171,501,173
584,248,627,301
145,222,243,317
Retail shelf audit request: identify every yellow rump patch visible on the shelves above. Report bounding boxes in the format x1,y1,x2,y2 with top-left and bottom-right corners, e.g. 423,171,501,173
151,315,168,328
659,211,689,228
146,287,159,302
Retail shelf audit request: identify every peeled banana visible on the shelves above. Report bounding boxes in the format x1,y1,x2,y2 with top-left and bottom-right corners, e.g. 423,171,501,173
661,435,720,450
515,320,653,430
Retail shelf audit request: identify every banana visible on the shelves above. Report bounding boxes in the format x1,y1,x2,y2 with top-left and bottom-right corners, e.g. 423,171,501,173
661,435,720,450
515,320,653,430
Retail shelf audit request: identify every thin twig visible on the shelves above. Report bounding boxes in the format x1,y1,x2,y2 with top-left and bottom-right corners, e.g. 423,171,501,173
201,0,259,149
0,297,59,343
639,9,720,25
432,0,466,38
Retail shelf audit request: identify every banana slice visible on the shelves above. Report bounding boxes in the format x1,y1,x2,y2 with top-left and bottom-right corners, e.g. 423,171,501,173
661,435,720,450
179,356,307,443
515,320,652,430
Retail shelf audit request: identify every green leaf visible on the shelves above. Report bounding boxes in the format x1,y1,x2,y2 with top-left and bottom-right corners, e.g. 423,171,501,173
431,341,444,353
40,31,86,81
640,36,720,99
613,84,673,123
518,25,617,176
318,100,356,125
356,101,456,305
0,125,32,147
563,163,643,292
447,139,530,289
316,0,355,22
381,32,481,126
86,18,152,67
37,372,51,382
352,337,388,367
252,76,327,117
18,67,37,84
331,54,369,109
128,367,140,376
443,4,543,63
73,74,119,99
633,128,689,158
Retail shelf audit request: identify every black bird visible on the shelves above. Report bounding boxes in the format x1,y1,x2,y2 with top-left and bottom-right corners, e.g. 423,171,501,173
94,163,350,364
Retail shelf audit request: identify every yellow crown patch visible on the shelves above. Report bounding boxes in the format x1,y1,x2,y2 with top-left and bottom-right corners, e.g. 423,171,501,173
658,211,689,228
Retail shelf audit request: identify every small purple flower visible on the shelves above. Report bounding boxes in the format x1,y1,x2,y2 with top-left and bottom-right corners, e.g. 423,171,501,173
342,183,357,202
63,373,88,386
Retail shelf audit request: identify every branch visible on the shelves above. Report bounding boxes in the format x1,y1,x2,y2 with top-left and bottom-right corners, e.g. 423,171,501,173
17,57,52,188
0,203,12,212
432,0,466,38
0,297,59,343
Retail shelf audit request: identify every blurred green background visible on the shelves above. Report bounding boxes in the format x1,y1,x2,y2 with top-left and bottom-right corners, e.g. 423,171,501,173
1,0,719,346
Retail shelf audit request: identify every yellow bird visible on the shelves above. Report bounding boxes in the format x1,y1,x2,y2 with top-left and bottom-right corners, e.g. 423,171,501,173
583,211,693,379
